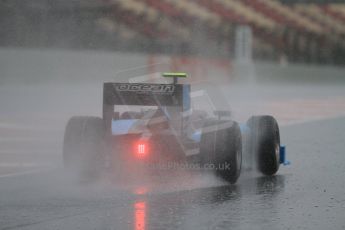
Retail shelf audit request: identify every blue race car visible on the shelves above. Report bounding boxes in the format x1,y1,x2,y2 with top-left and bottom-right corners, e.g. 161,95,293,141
63,73,288,184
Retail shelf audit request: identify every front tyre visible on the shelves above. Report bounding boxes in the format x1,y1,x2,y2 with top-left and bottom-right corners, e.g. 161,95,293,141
247,115,280,176
63,116,105,182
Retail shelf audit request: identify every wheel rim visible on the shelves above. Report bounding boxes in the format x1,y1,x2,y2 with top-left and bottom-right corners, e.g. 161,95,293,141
275,143,280,165
236,137,242,172
237,150,241,170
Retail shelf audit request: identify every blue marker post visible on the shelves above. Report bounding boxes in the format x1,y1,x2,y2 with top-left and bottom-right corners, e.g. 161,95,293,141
279,145,290,166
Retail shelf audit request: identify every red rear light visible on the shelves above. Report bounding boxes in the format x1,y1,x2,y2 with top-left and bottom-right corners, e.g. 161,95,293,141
136,142,148,158
138,144,146,155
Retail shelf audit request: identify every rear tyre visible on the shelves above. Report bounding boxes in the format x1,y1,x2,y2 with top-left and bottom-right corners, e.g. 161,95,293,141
247,115,280,176
63,116,105,182
200,120,242,184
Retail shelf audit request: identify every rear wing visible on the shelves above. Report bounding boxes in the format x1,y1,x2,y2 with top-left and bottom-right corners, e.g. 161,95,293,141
103,83,191,108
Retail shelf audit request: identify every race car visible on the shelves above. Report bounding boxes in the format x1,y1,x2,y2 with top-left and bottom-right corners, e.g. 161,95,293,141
63,73,288,184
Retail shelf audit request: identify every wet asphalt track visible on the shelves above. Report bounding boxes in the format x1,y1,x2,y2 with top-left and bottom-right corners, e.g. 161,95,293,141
0,116,345,230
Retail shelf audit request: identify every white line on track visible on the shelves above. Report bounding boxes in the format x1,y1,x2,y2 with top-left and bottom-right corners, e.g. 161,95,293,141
280,114,345,127
0,163,53,167
0,168,54,178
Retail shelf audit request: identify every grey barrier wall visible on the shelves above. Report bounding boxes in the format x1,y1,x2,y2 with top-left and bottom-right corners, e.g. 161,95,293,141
1,48,344,85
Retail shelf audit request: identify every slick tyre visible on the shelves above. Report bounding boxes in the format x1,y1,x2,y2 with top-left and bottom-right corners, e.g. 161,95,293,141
63,116,105,182
247,115,280,176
